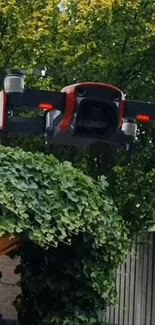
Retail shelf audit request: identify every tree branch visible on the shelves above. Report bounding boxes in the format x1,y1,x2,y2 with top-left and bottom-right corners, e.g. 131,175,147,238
1,20,8,39
4,49,17,67
121,0,148,55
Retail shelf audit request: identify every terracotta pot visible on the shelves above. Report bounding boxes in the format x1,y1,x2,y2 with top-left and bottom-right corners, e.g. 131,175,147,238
0,234,20,256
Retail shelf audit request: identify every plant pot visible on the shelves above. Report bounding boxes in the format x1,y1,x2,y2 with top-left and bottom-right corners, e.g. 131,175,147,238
0,234,21,256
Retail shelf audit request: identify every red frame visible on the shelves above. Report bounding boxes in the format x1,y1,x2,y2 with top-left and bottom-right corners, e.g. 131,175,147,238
0,91,7,130
59,82,125,132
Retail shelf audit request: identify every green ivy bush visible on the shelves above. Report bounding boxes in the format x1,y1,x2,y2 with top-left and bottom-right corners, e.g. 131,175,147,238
0,144,131,324
0,144,128,247
13,235,129,325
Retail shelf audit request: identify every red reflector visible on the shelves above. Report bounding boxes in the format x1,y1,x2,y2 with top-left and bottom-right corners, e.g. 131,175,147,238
39,103,53,110
0,91,6,130
136,115,151,122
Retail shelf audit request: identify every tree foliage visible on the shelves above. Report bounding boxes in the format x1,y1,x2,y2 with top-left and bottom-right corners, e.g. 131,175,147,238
0,144,128,250
14,233,130,325
0,0,59,68
0,0,155,324
0,144,130,324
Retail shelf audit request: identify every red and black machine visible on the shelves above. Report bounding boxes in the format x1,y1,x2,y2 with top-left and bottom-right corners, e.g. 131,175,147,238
0,69,154,149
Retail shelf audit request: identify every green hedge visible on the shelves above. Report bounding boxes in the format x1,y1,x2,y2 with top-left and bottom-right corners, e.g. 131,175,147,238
0,144,132,324
0,144,128,250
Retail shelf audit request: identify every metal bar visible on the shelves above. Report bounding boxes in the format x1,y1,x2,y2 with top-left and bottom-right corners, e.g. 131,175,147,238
7,89,66,112
7,117,45,135
124,100,155,120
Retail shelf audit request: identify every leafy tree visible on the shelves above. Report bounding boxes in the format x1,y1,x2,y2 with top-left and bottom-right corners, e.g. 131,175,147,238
43,0,155,236
0,0,155,324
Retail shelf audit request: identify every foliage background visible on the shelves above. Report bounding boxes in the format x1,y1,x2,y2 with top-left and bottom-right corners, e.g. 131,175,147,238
0,0,155,324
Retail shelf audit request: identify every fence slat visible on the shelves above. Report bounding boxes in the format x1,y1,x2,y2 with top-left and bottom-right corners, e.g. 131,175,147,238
119,263,125,325
114,265,121,325
140,234,149,324
128,242,136,325
146,233,154,325
109,305,115,324
124,255,131,325
133,236,143,325
151,233,155,325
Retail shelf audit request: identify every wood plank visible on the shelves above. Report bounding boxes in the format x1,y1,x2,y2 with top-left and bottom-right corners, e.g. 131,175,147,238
128,242,136,325
133,236,143,325
109,305,115,324
140,233,149,325
114,265,121,325
124,254,131,325
110,271,117,325
146,233,154,325
106,306,110,324
119,263,125,325
151,233,155,325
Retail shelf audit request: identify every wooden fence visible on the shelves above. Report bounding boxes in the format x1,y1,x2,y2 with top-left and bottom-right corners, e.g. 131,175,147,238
105,232,155,325
0,233,155,324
